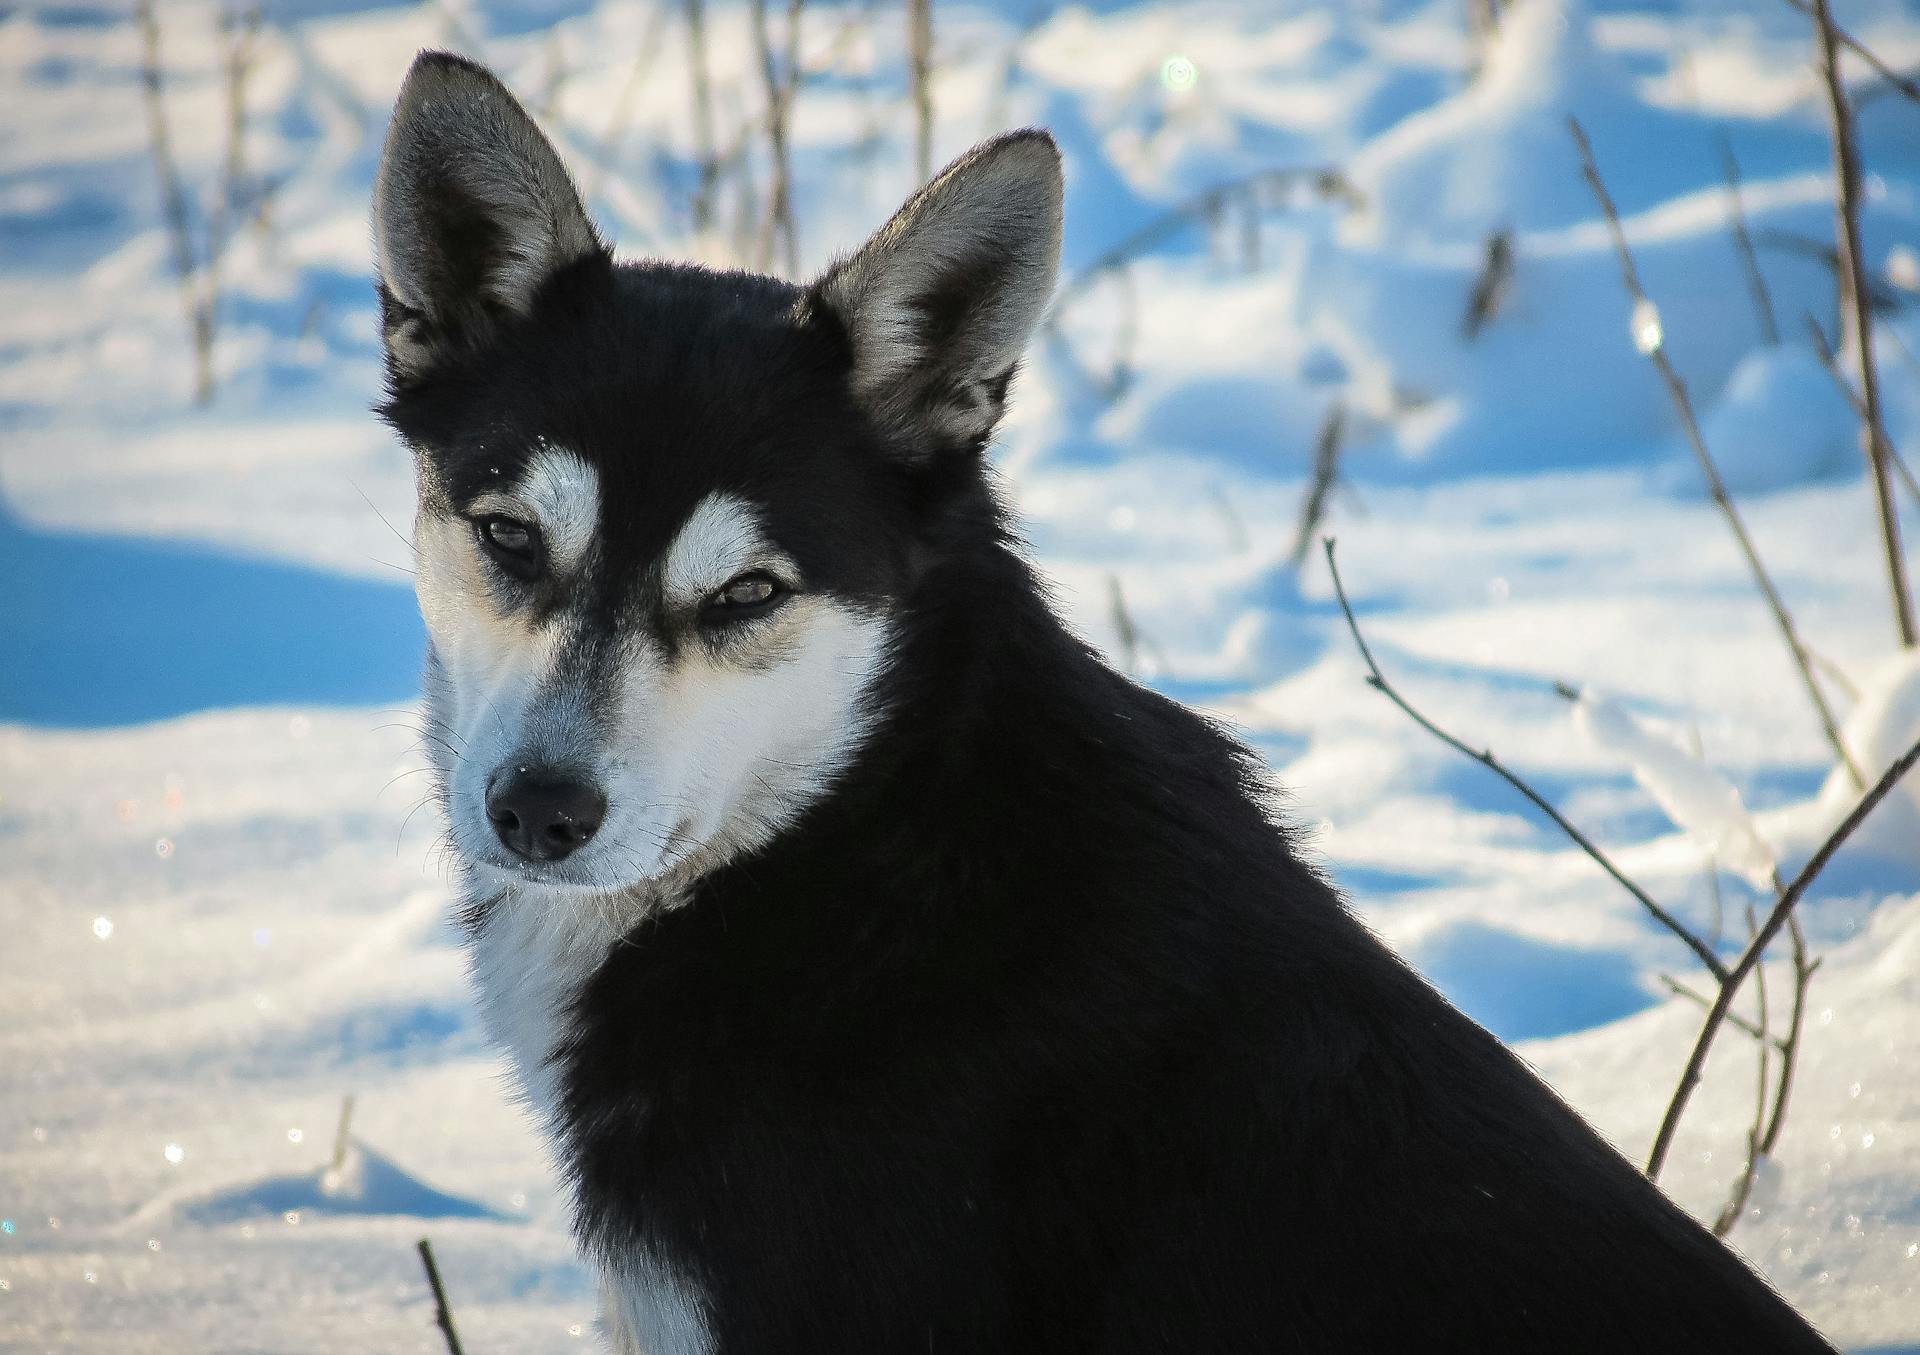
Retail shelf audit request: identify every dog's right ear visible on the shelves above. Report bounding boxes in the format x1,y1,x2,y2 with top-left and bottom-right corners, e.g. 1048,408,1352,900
373,51,605,384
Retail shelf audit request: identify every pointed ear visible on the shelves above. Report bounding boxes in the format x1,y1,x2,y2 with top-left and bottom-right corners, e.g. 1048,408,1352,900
811,130,1063,457
373,51,605,383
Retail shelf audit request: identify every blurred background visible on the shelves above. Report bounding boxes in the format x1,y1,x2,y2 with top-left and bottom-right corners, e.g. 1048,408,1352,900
4,0,1920,1348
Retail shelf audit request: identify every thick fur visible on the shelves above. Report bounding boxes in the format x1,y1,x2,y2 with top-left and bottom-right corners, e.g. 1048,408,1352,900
375,52,1834,1354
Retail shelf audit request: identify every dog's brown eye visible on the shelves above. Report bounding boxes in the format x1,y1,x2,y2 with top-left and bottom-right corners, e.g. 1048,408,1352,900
703,572,786,620
474,515,543,580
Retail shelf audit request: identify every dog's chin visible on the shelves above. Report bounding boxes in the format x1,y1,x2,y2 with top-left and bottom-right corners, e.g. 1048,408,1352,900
459,852,661,899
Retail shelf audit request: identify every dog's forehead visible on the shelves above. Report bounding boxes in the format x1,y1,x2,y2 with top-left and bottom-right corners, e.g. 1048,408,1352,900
397,260,910,600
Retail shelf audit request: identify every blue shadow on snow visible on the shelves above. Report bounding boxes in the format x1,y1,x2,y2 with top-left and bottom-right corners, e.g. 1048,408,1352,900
1412,921,1656,1044
1,497,423,727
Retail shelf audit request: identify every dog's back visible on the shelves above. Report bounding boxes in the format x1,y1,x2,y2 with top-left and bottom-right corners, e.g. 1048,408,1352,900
372,52,1834,1353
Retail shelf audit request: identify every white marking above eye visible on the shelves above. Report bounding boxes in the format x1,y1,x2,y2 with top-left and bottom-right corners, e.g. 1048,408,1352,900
470,444,600,573
661,492,790,611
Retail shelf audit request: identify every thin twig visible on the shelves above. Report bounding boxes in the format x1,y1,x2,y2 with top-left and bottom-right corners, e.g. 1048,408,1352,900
1811,0,1917,649
684,0,719,233
135,0,214,405
579,5,674,207
1570,118,1865,788
1686,913,1822,1234
1711,904,1772,1236
1323,538,1728,981
750,0,805,277
1657,974,1787,1051
1783,0,1920,104
204,2,260,365
1049,166,1357,398
1760,921,1819,1160
1645,733,1920,1178
907,0,933,184
1755,229,1902,320
1107,573,1140,673
330,1094,355,1174
416,1238,466,1355
1718,133,1778,346
1289,404,1347,565
1055,166,1359,308
1805,315,1920,513
1462,228,1514,340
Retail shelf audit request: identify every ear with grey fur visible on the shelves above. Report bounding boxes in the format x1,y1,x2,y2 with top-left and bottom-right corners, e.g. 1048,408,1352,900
373,51,604,383
812,130,1063,456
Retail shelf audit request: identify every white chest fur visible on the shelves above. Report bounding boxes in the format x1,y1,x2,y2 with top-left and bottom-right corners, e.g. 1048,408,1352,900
464,886,714,1355
465,886,612,1128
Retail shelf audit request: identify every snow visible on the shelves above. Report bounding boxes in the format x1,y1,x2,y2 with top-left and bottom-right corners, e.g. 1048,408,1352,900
1572,687,1779,887
3,0,1918,1349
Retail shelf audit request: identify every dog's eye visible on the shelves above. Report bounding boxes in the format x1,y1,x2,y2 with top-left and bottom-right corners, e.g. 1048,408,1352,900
702,572,786,621
474,515,544,580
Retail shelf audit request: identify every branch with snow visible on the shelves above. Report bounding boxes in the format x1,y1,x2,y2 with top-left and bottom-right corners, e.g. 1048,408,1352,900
1563,688,1776,889
1556,686,1826,1227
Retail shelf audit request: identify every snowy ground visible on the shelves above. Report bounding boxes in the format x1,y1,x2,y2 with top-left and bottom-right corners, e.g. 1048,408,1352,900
4,0,1920,1349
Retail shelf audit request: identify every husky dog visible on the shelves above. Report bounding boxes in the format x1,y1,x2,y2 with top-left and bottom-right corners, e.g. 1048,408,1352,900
375,51,1832,1355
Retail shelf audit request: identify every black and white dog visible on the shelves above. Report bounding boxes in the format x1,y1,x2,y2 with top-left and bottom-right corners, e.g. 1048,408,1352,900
374,51,1832,1353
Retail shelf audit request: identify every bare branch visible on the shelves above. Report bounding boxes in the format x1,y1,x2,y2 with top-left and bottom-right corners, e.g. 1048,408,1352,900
1055,166,1359,309
1811,0,1918,648
1462,228,1514,340
1783,0,1920,105
1760,922,1819,1159
684,0,720,233
1656,974,1786,1051
330,1093,355,1174
1805,315,1920,514
1645,733,1920,1177
1323,538,1729,981
1728,884,1821,1233
1289,404,1347,565
203,2,260,362
750,0,806,277
1710,904,1772,1236
1717,134,1778,347
135,0,214,405
416,1238,466,1355
1569,118,1865,787
579,6,674,207
1107,573,1140,674
907,0,933,185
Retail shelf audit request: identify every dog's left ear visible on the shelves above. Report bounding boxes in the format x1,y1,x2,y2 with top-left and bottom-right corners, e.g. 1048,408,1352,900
373,51,605,384
812,130,1062,457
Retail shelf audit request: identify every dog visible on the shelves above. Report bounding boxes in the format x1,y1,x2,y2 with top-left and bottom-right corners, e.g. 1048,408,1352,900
373,50,1834,1354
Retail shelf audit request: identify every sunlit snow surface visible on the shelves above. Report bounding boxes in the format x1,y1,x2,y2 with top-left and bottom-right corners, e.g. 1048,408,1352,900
3,0,1920,1349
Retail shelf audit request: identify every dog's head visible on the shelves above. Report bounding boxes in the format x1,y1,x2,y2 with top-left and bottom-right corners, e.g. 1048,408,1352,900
374,53,1061,898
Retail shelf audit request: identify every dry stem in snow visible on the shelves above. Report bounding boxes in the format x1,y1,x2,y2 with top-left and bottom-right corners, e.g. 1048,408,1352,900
1809,0,1918,649
1569,117,1864,788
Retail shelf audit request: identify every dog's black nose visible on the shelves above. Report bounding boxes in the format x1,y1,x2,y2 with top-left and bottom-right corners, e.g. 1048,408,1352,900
485,769,607,862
